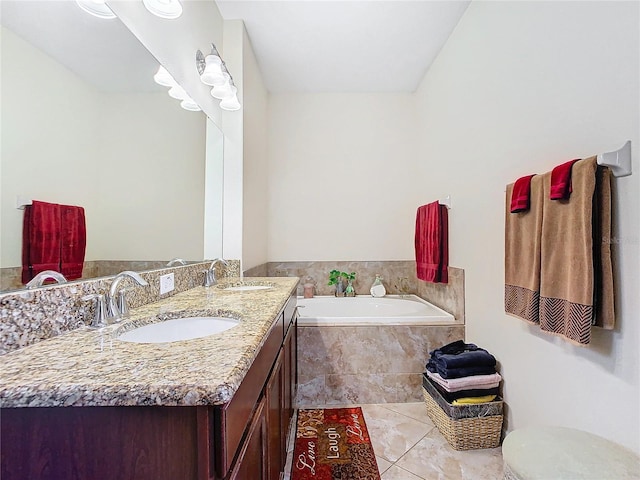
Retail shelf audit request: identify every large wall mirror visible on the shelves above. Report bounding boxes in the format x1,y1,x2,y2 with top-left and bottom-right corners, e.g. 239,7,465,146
0,1,223,292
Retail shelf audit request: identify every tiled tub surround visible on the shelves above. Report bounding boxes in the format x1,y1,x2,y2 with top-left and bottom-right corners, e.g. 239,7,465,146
0,260,241,354
245,261,465,322
297,324,465,406
0,276,298,407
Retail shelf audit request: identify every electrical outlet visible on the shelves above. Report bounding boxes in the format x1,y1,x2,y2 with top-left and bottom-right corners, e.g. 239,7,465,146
159,273,175,295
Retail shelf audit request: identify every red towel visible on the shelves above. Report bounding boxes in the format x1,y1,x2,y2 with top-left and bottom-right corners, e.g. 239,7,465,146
510,174,536,213
60,205,86,280
21,201,62,283
415,201,449,283
550,159,580,200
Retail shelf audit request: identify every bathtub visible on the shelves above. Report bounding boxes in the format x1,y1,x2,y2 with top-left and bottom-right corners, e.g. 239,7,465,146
296,295,456,326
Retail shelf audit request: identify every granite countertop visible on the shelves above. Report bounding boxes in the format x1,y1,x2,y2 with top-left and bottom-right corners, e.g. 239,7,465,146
0,277,298,408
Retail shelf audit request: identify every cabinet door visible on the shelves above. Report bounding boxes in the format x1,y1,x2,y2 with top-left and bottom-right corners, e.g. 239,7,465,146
265,350,284,480
282,324,294,429
282,326,292,468
229,398,267,480
291,313,298,413
1,406,201,480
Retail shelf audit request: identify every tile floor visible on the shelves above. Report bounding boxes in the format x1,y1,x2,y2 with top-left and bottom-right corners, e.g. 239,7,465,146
285,402,504,480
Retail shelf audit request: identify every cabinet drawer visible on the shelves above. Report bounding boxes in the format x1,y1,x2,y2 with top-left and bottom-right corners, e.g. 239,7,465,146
215,313,284,478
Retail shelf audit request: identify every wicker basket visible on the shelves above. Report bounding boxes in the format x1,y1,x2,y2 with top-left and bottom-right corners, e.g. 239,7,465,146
422,384,503,450
422,374,504,420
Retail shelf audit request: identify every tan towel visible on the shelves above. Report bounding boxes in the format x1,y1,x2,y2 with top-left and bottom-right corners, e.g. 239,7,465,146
539,157,614,345
505,175,544,323
593,165,615,329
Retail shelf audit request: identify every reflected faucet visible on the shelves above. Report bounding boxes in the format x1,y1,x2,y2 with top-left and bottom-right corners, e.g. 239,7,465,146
203,258,229,287
106,271,149,322
166,258,187,266
25,270,68,289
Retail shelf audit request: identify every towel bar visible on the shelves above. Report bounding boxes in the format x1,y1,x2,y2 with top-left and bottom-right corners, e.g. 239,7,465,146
597,140,631,177
16,195,32,210
440,195,452,209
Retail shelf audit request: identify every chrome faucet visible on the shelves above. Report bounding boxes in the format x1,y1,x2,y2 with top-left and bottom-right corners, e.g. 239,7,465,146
166,258,187,266
203,258,229,287
81,293,108,328
25,270,68,289
106,271,149,322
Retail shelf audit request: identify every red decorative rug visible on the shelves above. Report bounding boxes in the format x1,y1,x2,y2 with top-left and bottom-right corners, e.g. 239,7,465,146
291,407,380,480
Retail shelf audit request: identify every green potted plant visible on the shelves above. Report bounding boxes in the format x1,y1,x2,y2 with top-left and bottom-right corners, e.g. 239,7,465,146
328,270,356,297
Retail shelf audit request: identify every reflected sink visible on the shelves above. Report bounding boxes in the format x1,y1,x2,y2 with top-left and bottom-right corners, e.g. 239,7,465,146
117,317,240,344
224,285,272,292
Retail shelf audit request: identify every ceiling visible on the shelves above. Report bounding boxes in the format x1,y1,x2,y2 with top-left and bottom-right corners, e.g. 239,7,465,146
1,1,470,95
216,0,471,93
0,0,163,93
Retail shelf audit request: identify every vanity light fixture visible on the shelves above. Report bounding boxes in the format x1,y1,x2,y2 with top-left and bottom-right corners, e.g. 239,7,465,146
210,75,232,99
180,98,201,112
153,64,201,112
75,0,116,19
219,93,241,112
153,65,177,87
168,85,189,100
76,0,182,20
196,45,242,112
142,0,183,20
200,55,225,86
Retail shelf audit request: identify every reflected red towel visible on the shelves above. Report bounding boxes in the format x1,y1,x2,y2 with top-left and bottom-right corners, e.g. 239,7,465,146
60,205,86,280
21,201,62,283
415,201,449,283
510,174,536,213
550,159,580,200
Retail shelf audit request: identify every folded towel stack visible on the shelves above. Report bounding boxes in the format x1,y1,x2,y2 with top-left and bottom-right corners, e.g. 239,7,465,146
425,340,502,405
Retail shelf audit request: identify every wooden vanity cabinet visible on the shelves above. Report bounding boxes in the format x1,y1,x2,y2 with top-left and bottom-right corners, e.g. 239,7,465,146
0,295,297,480
227,397,268,480
216,294,297,480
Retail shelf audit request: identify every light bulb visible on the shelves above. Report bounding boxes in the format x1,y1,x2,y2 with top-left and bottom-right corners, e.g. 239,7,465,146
211,78,232,100
153,65,177,87
142,0,183,19
211,72,230,88
168,85,188,100
180,98,201,112
200,55,225,86
75,0,116,19
220,95,241,111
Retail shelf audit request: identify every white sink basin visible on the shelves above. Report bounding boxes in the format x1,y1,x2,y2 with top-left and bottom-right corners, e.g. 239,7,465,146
117,317,240,344
223,285,272,291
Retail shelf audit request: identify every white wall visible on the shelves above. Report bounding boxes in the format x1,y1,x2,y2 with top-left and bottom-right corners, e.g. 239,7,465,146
267,93,420,261
1,26,100,265
414,1,639,452
241,28,269,271
95,93,206,260
1,26,207,265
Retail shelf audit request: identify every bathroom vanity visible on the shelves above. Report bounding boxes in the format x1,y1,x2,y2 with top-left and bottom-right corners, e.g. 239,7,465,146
0,278,298,480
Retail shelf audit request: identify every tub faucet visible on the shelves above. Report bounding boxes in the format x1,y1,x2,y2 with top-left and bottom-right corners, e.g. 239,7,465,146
166,258,187,266
106,271,149,322
203,258,229,287
25,270,68,289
